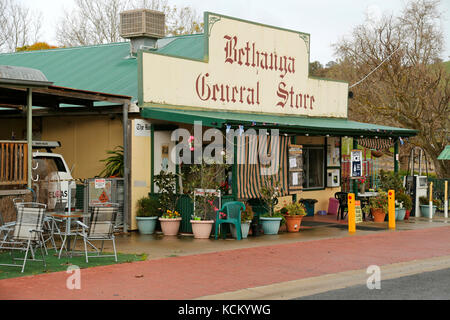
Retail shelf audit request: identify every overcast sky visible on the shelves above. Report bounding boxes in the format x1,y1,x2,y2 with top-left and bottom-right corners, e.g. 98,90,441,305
20,0,450,64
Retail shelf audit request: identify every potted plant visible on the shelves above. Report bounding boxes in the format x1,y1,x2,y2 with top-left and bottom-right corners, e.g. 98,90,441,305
135,196,161,234
283,202,307,232
358,176,368,194
98,146,124,177
259,175,284,235
184,159,229,239
230,204,254,239
395,192,412,220
369,191,388,222
159,209,182,236
419,196,440,218
154,170,182,236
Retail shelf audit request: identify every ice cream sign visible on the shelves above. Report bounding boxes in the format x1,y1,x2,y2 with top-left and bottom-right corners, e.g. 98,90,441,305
141,12,348,118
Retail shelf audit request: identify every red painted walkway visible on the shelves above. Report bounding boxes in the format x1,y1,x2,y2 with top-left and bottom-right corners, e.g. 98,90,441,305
1,226,450,300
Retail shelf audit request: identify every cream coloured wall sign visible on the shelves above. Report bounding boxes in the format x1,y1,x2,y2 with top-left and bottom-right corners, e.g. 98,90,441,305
141,13,348,118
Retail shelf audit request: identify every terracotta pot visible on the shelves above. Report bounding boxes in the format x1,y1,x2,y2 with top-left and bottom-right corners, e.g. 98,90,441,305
285,215,303,232
190,220,214,239
159,217,182,236
405,210,410,220
371,208,386,223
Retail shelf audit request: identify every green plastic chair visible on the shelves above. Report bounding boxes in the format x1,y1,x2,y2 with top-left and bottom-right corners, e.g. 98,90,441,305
215,201,245,240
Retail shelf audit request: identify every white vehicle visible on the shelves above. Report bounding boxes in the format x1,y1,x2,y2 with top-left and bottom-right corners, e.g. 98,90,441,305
31,141,76,210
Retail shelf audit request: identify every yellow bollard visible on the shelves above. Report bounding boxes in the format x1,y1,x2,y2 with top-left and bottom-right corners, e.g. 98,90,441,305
388,190,395,230
429,182,434,219
348,193,356,233
445,181,448,219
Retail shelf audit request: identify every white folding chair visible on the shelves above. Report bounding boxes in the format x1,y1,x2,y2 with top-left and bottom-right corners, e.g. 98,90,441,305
72,203,119,263
0,203,47,273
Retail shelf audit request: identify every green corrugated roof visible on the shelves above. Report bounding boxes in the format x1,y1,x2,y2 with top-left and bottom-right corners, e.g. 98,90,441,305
157,34,204,60
141,105,418,137
0,34,205,103
437,145,450,160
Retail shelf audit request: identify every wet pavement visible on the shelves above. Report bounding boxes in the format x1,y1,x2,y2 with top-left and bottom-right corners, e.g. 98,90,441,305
103,214,450,260
2,221,450,300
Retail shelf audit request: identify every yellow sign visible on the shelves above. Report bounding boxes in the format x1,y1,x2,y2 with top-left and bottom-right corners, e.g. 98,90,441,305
355,200,363,224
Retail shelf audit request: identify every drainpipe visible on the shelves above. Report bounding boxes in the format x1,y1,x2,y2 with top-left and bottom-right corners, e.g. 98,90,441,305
27,88,32,189
123,101,129,233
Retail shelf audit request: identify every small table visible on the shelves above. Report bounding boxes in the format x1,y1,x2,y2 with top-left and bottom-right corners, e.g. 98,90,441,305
357,192,379,220
48,210,85,258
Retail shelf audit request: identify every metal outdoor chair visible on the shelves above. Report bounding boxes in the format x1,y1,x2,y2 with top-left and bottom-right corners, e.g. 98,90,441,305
334,192,348,220
0,198,23,242
215,201,246,240
0,203,47,273
72,203,119,263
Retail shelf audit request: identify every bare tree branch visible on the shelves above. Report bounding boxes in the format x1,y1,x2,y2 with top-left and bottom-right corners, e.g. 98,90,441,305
0,0,42,53
55,0,203,47
331,0,449,177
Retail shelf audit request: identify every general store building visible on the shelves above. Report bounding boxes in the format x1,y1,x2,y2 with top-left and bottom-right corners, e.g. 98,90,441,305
0,11,416,232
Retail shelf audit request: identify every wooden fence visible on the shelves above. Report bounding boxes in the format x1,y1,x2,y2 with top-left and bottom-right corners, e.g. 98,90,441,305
0,142,28,186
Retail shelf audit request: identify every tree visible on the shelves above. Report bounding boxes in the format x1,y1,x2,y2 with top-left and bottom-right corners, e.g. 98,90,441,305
56,0,203,47
16,42,58,52
0,0,42,53
331,0,449,178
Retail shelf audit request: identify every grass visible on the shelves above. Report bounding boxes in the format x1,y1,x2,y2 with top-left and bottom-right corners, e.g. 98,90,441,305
0,250,146,280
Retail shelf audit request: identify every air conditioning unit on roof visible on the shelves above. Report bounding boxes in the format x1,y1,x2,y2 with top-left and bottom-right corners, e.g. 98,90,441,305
120,9,165,39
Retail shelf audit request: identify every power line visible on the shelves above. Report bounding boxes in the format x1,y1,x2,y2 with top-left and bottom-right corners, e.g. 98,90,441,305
349,46,403,89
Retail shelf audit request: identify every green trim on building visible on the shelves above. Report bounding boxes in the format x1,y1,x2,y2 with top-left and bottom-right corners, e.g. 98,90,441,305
141,105,418,138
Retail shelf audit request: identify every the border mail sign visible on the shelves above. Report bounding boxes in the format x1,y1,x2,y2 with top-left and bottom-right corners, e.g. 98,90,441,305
141,12,348,118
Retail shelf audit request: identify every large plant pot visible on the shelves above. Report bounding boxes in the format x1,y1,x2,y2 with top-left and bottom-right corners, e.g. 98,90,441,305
135,216,158,235
260,217,282,235
159,217,182,236
395,208,406,221
285,215,304,232
359,183,366,194
405,210,411,220
190,220,214,239
420,205,437,218
371,208,386,223
230,222,251,239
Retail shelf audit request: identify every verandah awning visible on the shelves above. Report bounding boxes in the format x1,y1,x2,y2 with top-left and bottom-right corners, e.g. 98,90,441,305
141,105,418,138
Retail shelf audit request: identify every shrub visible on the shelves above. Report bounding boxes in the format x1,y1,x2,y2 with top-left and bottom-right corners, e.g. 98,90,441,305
396,192,413,211
136,196,162,217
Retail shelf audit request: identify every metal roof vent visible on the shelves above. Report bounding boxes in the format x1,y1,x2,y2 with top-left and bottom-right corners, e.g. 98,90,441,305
0,65,53,88
120,9,165,39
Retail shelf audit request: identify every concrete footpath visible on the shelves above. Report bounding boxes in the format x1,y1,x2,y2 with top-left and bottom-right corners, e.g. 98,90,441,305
1,224,450,300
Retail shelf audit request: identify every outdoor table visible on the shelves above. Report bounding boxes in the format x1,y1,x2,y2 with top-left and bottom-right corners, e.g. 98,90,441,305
48,210,85,258
357,192,379,220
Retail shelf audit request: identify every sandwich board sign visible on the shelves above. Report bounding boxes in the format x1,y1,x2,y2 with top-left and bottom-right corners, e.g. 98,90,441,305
355,200,363,224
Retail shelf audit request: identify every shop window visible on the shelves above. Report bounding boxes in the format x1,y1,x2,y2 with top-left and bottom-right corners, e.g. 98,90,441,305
302,146,324,189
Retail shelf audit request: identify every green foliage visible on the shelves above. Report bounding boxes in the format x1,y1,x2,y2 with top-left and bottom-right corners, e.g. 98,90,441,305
99,146,123,177
136,196,162,217
259,174,283,217
182,159,230,220
284,202,307,216
241,204,254,222
378,170,405,193
154,170,180,213
396,192,413,211
369,191,389,212
419,196,441,207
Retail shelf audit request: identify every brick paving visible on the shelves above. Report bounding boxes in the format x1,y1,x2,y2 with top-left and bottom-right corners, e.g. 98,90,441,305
1,225,449,300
